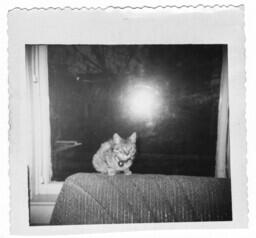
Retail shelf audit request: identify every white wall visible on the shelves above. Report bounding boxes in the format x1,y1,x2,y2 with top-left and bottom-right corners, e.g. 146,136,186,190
30,203,55,225
29,194,58,225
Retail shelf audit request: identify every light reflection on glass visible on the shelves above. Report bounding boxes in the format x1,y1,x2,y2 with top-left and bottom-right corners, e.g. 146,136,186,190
125,83,162,126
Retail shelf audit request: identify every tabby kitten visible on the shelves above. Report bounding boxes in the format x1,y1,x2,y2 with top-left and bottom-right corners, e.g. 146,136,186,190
92,132,137,176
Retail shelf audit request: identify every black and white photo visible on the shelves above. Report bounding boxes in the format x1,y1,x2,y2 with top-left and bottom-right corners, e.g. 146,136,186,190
8,6,246,235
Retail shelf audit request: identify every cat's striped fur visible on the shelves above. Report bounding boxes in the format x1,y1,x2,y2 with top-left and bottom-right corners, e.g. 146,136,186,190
92,133,137,176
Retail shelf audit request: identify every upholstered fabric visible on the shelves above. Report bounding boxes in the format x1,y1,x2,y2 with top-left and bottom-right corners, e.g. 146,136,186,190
50,173,232,225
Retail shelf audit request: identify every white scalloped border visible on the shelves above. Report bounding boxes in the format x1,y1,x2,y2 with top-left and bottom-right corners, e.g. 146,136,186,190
8,4,243,12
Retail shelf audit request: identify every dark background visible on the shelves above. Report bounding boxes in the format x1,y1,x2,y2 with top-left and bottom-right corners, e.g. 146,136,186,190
48,45,224,181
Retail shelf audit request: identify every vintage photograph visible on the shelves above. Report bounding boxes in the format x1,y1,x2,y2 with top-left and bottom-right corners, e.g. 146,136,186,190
26,44,232,225
8,6,246,234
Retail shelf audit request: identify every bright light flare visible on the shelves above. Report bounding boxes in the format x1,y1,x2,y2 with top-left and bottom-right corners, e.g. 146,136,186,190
126,84,161,120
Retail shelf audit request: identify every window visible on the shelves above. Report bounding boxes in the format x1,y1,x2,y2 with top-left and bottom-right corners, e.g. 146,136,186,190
27,44,228,196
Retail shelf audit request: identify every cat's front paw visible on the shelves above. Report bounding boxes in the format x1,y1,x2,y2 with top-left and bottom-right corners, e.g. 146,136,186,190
124,169,132,175
107,170,116,176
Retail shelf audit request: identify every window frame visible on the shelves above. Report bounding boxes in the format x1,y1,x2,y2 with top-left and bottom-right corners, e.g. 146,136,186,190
27,45,229,198
27,45,62,197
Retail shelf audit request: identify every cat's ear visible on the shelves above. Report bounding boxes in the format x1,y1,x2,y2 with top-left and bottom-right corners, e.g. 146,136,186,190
113,133,121,144
129,132,137,143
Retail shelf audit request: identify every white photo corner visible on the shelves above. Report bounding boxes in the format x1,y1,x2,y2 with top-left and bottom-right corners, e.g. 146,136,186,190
8,6,247,235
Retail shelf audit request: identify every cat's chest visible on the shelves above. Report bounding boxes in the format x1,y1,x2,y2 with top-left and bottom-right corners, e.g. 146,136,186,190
104,150,132,170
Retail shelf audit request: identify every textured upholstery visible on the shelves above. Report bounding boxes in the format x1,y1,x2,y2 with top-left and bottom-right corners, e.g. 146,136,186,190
50,173,232,225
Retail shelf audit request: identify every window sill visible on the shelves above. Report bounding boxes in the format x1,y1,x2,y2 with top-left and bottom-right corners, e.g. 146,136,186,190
31,194,59,204
37,181,63,195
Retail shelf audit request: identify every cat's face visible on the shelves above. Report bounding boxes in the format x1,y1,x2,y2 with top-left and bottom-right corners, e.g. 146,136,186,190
112,132,136,161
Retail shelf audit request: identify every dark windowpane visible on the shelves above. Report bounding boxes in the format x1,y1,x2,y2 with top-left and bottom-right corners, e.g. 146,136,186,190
48,45,224,181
